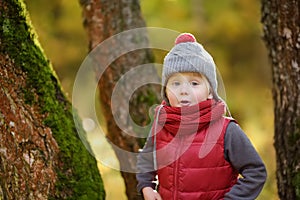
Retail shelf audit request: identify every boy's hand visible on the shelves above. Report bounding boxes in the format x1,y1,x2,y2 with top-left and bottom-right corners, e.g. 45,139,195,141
142,187,162,200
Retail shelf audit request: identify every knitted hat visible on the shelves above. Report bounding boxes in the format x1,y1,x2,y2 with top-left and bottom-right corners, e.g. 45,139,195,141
162,33,220,100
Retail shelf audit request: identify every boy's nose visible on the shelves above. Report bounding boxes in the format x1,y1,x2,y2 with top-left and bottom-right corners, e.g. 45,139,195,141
179,84,190,95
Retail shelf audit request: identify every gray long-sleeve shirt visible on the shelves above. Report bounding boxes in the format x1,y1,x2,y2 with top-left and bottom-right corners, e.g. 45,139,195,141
136,122,267,200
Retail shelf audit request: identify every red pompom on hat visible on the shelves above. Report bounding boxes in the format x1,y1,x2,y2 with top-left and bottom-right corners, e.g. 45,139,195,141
175,33,197,44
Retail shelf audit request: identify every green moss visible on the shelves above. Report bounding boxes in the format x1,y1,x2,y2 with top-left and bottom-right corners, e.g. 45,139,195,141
291,118,300,199
0,0,105,199
293,172,300,200
134,88,160,147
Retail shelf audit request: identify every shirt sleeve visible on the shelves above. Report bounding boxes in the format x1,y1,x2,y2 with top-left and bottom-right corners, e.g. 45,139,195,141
136,134,157,193
224,122,267,200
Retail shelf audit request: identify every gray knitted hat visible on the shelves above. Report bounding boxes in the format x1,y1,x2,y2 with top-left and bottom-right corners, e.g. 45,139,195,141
162,33,220,100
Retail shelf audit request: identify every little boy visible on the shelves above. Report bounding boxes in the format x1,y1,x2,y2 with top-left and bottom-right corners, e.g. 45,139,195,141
136,33,267,200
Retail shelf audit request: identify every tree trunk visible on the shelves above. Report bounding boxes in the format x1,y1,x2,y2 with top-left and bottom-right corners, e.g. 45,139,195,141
0,0,105,199
261,0,300,199
80,0,160,199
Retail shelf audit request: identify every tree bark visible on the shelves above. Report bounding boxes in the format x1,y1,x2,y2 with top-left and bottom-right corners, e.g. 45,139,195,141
261,0,300,199
80,0,160,199
0,0,105,199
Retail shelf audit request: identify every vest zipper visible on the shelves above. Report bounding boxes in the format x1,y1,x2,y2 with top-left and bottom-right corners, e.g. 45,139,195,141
173,134,183,200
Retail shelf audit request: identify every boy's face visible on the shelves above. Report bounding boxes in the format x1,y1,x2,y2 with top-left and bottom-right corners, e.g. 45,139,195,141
165,72,212,107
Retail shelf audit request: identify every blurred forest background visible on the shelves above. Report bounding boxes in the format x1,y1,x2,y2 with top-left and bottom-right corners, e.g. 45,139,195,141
24,0,277,199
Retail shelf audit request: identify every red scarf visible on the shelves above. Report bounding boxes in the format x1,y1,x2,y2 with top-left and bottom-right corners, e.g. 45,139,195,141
153,99,226,136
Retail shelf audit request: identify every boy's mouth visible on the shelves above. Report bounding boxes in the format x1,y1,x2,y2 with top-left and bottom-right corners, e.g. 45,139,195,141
180,100,191,106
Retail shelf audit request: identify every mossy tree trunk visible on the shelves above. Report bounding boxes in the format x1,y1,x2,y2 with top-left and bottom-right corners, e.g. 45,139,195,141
261,0,300,199
0,0,105,199
80,0,161,199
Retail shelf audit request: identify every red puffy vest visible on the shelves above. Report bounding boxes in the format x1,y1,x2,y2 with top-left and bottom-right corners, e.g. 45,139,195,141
155,117,238,200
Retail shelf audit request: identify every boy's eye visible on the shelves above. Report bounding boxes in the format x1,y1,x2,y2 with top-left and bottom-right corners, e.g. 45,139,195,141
172,81,180,86
190,81,200,86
